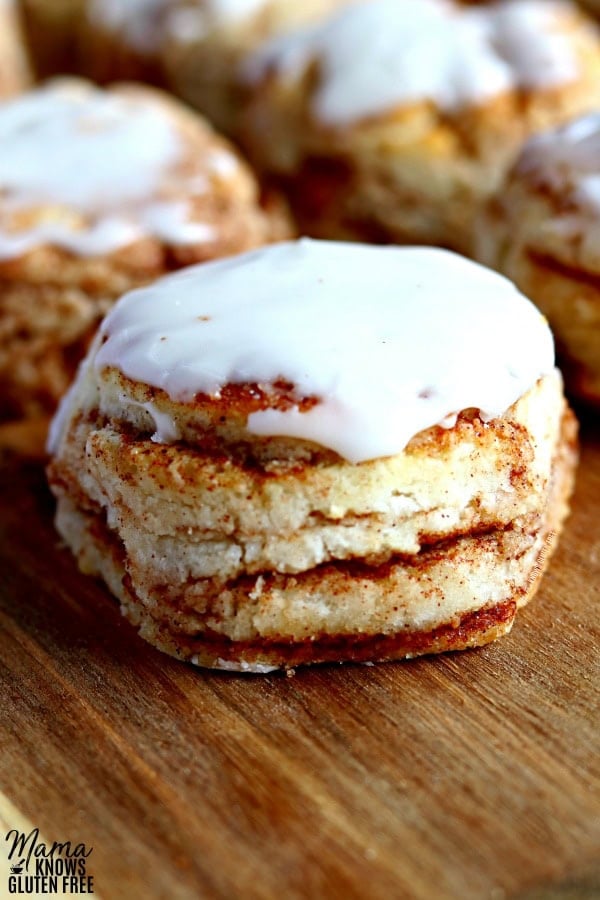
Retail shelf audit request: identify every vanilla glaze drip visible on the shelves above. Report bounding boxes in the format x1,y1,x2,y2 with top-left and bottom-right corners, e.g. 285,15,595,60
0,81,227,258
245,0,582,124
93,240,555,463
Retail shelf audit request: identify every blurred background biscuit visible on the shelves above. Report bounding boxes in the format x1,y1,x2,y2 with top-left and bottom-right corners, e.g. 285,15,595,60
160,0,358,134
0,79,290,420
240,0,600,253
477,113,600,406
48,240,576,671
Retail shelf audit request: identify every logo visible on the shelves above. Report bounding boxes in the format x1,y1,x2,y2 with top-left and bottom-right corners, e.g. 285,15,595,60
5,829,94,895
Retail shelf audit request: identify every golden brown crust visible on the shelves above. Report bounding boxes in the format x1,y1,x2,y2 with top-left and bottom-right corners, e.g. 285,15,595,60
152,600,520,668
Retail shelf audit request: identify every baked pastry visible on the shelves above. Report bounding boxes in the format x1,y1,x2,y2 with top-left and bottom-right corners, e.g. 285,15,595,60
0,79,290,420
47,239,577,672
19,0,84,78
161,0,359,134
0,0,32,95
81,1,349,90
477,113,600,406
241,0,600,253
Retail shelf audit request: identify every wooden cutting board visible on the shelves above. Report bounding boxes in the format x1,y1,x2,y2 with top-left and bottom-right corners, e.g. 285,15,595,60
0,417,599,900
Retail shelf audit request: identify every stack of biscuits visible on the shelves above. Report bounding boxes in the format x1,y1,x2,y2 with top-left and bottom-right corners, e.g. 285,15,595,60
2,0,598,670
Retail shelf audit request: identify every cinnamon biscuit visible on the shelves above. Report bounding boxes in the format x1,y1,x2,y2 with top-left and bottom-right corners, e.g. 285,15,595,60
48,240,577,672
0,79,290,420
477,113,600,405
79,0,174,84
241,0,600,253
78,0,353,109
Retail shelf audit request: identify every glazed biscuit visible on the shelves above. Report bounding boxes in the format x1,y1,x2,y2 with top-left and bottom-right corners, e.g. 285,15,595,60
48,240,576,672
161,0,360,134
80,0,351,93
477,113,600,406
241,0,600,254
0,79,290,420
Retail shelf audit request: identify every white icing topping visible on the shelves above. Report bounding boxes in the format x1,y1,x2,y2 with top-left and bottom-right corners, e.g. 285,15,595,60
0,82,219,258
94,239,555,463
517,113,600,214
245,0,582,124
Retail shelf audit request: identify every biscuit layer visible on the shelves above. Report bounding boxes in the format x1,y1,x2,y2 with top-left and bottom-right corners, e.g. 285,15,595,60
48,372,576,670
51,403,576,671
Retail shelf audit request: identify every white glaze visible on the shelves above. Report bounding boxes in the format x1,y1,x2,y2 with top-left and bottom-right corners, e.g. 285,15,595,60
517,113,600,214
245,0,582,123
0,82,219,258
94,239,555,464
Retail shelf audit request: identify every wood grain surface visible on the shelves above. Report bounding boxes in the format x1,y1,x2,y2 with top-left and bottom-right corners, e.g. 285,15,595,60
0,416,598,900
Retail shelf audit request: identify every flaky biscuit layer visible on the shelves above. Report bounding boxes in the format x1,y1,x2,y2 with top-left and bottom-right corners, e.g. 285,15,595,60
51,370,564,576
48,366,576,669
50,405,576,670
0,1,32,97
